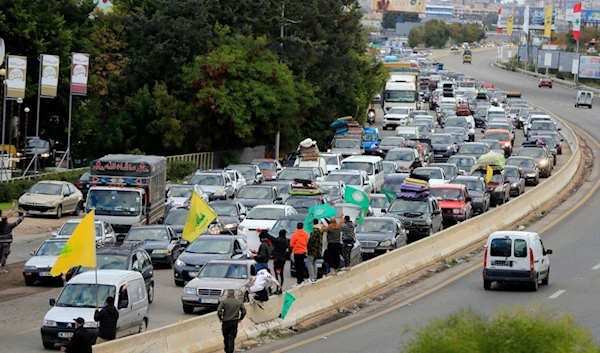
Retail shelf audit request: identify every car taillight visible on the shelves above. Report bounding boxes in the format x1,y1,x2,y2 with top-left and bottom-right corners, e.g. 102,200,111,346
75,182,83,188
529,248,535,270
483,247,488,267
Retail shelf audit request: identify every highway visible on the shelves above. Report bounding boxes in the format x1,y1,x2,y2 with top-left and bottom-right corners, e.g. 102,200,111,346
246,49,600,353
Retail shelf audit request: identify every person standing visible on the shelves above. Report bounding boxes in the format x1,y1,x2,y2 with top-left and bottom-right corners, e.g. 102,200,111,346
341,215,356,270
289,222,309,287
265,229,289,294
94,296,119,344
306,219,323,283
217,290,247,353
251,230,272,273
60,318,93,353
322,216,343,276
0,210,25,274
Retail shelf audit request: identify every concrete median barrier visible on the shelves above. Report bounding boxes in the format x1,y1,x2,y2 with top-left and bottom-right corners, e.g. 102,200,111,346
93,62,581,353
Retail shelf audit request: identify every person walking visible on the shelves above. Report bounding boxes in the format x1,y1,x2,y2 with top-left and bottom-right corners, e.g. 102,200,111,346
249,268,281,309
94,296,119,344
289,222,309,287
217,289,247,353
0,210,25,273
341,215,356,270
306,219,323,283
265,229,288,294
322,215,343,276
60,317,93,353
250,230,272,273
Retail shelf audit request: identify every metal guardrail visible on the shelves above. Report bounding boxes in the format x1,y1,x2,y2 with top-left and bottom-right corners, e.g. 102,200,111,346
3,152,215,183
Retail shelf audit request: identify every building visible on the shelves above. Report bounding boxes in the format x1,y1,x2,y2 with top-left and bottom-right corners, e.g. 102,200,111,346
425,5,455,20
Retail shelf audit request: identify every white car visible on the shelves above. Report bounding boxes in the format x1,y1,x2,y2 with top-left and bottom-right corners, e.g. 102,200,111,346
321,152,344,173
412,167,449,186
224,169,247,193
167,184,208,207
52,219,116,244
237,204,298,252
23,238,68,286
369,194,390,217
326,170,373,194
382,107,412,130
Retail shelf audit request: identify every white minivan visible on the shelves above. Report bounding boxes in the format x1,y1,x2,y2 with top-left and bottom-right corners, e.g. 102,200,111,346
41,270,150,349
483,231,552,291
340,155,384,192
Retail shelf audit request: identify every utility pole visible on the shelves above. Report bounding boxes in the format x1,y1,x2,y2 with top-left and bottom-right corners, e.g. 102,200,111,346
274,1,284,162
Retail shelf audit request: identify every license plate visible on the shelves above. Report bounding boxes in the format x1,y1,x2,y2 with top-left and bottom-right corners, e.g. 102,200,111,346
28,210,41,214
39,272,52,277
434,154,443,157
188,272,198,277
199,298,218,304
58,332,73,338
361,249,375,253
492,260,509,266
317,263,322,268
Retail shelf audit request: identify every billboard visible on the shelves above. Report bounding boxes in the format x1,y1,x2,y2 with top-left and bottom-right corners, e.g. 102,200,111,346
579,55,600,79
374,0,426,14
498,6,556,30
582,10,600,24
537,50,559,69
558,52,580,73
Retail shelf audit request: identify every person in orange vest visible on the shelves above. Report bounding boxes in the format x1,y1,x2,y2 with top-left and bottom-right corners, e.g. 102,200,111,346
290,222,309,288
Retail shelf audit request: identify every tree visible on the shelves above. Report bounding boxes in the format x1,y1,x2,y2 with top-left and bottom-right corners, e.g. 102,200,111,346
382,12,397,29
408,26,424,48
423,19,450,48
483,12,499,30
403,308,599,353
400,13,421,23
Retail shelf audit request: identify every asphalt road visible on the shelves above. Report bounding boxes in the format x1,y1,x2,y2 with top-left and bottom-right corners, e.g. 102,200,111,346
246,49,600,353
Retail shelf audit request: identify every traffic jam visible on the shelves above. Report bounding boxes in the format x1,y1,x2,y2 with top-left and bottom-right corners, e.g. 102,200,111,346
11,59,568,350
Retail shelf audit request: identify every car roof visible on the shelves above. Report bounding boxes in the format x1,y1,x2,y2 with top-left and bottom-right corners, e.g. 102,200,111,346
252,159,276,162
370,193,387,198
194,170,225,175
329,170,363,175
430,163,455,167
129,224,170,230
388,147,414,152
69,270,142,285
239,185,273,189
209,200,238,206
489,231,537,239
41,238,68,244
507,156,535,160
430,184,465,190
97,244,143,255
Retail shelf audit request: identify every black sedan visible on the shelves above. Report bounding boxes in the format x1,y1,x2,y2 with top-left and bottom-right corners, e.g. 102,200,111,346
355,217,407,259
123,225,181,268
449,176,491,214
208,200,248,235
74,172,90,200
504,165,526,196
506,156,540,185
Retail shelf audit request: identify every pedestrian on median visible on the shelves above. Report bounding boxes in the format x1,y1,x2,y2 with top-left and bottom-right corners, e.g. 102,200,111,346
250,230,272,273
94,296,119,344
249,268,281,309
290,222,309,287
217,289,247,353
306,219,323,283
322,216,343,276
0,210,25,274
265,229,289,294
60,317,93,353
341,215,356,270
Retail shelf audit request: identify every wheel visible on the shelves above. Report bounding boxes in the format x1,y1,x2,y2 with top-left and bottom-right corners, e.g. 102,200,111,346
427,227,433,237
542,268,550,285
72,202,81,216
166,254,174,269
175,279,184,287
183,304,194,314
382,126,387,130
138,319,147,333
483,280,492,290
56,205,63,219
590,105,592,109
575,103,579,108
530,277,539,291
43,341,55,349
25,277,35,286
147,282,154,303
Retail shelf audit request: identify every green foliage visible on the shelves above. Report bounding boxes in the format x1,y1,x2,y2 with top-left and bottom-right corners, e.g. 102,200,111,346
423,20,450,48
0,169,86,203
402,307,600,353
483,12,498,30
382,12,397,29
400,13,421,23
408,26,424,48
449,23,486,44
167,161,196,182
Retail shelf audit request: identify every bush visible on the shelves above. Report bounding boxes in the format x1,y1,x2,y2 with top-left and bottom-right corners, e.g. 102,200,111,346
167,160,197,182
402,307,599,353
0,169,87,203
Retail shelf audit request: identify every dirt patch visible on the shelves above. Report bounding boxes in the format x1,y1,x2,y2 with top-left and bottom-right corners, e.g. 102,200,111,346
12,214,80,237
0,261,60,303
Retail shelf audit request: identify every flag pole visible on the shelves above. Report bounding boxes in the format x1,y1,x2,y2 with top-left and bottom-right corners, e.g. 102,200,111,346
575,40,579,86
95,265,99,308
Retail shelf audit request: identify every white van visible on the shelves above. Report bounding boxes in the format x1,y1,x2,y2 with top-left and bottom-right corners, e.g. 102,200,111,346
294,156,329,176
41,270,149,349
483,231,552,291
340,155,384,192
395,126,420,140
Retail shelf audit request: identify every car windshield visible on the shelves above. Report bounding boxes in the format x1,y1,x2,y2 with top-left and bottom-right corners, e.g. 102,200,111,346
485,133,509,141
531,122,554,130
323,155,339,165
381,137,405,147
386,90,416,103
444,127,465,134
383,163,397,173
29,183,62,195
86,189,141,216
126,228,169,242
79,172,90,182
445,120,468,129
164,209,188,225
332,139,361,149
59,222,102,237
210,204,237,217
505,168,520,177
388,199,429,213
476,108,488,115
448,157,475,169
450,179,484,191
237,187,272,200
189,174,224,186
518,148,545,158
413,125,428,134
326,174,361,185
253,161,277,171
27,138,49,149
460,145,487,154
396,133,417,139
507,159,535,168
56,284,116,308
273,183,292,195
36,241,67,256
285,197,321,210
357,219,394,233
170,186,193,198
413,168,442,179
78,254,129,273
363,134,377,142
227,165,255,177
370,197,389,209
199,263,248,279
341,162,373,174
430,135,452,144
271,219,299,237
186,239,231,254
432,165,456,178
386,150,414,162
388,107,410,115
279,169,314,181
482,140,501,149
430,188,463,201
245,207,286,220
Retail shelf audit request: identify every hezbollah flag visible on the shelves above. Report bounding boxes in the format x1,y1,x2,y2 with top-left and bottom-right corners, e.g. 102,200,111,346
304,204,336,232
381,187,397,202
344,186,370,224
486,165,494,184
544,5,553,38
182,189,217,243
50,211,96,277
507,7,515,35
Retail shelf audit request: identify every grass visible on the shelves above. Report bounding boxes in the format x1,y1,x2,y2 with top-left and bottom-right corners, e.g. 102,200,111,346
0,203,12,211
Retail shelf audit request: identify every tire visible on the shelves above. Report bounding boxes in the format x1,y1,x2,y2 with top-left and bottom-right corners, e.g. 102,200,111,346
530,277,539,291
147,282,155,304
56,205,63,219
25,277,35,286
166,255,174,269
72,202,81,216
483,280,492,290
175,279,184,287
138,319,147,333
183,304,194,314
542,268,550,285
43,341,55,349
427,227,433,237
575,104,578,108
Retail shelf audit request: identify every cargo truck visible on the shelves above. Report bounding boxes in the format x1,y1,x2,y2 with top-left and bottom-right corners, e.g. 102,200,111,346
85,154,167,236
383,73,420,112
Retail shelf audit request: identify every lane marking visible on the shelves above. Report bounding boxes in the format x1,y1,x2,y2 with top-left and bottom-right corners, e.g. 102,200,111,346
18,327,38,335
548,289,566,299
591,263,600,270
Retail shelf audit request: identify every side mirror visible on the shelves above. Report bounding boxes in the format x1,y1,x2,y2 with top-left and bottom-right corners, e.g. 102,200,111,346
363,180,369,186
466,197,472,202
560,138,564,142
226,182,232,187
381,209,387,213
49,298,56,306
557,128,562,131
433,210,441,215
239,215,246,221
51,232,58,237
29,250,36,256
481,130,485,133
118,300,129,309
545,249,553,255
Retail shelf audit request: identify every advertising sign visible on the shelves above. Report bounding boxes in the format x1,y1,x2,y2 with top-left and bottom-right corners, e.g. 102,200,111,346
40,55,60,98
582,10,600,24
498,6,556,30
6,56,27,99
579,55,600,79
71,53,89,96
374,0,426,14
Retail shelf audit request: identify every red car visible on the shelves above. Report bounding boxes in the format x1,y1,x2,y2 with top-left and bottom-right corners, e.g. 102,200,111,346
480,82,495,89
539,77,553,88
429,184,473,224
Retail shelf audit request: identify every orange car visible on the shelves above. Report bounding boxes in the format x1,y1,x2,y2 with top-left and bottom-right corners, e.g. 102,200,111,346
483,129,513,157
480,82,496,89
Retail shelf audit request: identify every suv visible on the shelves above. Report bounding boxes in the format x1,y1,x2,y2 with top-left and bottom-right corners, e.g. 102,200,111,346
449,175,490,214
471,168,510,205
429,184,473,225
189,170,235,200
326,170,373,193
385,195,443,243
517,145,554,177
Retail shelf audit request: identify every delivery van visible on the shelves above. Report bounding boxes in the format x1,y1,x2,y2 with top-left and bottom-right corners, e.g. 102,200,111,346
340,155,384,192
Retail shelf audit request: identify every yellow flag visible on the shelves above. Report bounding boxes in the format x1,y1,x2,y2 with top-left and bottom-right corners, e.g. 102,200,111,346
50,211,97,277
507,8,515,35
486,166,494,184
544,5,553,38
182,190,217,243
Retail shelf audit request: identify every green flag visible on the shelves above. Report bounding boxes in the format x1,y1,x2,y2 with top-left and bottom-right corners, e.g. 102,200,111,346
381,187,396,202
304,204,336,232
280,292,296,319
344,186,370,225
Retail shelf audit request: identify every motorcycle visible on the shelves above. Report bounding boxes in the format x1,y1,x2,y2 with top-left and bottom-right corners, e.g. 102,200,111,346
367,108,376,126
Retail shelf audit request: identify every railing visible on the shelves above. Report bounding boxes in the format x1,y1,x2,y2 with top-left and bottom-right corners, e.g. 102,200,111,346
2,152,215,183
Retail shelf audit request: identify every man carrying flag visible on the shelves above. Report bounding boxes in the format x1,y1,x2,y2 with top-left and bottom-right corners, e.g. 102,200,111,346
182,189,217,244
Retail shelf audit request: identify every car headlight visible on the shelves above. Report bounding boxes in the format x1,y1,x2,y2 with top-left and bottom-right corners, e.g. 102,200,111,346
175,259,186,267
183,287,196,295
83,321,98,328
223,223,237,229
452,209,460,214
44,320,57,327
23,265,36,270
379,240,392,247
503,142,511,147
40,152,51,158
16,152,23,157
214,189,226,196
511,183,519,188
153,249,168,254
495,186,504,192
539,160,548,166
527,173,536,177
238,225,248,233
45,201,55,206
370,145,378,150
